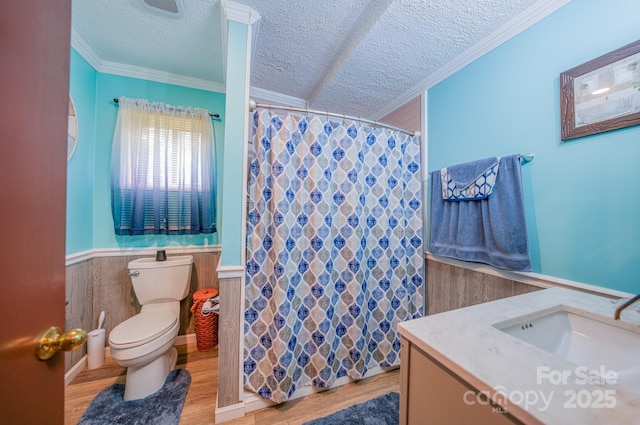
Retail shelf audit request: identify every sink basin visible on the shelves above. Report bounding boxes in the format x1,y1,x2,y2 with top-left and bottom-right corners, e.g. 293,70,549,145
494,306,640,393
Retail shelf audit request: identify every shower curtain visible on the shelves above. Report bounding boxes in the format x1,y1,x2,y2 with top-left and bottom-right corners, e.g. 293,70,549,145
245,109,423,403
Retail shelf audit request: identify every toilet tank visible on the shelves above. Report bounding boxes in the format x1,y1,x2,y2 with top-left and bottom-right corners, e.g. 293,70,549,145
127,255,193,304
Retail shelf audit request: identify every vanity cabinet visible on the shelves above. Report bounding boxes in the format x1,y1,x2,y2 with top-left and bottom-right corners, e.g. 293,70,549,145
399,336,520,425
398,288,640,424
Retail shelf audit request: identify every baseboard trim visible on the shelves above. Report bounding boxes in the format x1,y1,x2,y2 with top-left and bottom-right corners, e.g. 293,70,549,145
65,355,88,386
215,399,245,424
175,333,197,347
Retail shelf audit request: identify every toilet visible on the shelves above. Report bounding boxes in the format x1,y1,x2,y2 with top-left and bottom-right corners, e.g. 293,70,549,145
109,255,193,401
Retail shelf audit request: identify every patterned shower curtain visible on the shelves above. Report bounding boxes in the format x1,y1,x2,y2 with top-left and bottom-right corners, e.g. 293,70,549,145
245,109,423,403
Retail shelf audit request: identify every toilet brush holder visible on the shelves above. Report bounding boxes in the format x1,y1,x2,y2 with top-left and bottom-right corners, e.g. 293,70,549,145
87,328,106,369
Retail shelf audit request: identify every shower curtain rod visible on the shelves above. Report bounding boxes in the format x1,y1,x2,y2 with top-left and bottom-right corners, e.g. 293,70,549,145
249,98,418,137
112,98,220,118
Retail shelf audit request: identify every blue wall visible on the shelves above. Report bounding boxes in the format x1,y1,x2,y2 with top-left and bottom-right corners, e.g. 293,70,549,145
67,48,226,253
67,49,96,255
94,74,225,249
428,0,640,293
220,21,249,266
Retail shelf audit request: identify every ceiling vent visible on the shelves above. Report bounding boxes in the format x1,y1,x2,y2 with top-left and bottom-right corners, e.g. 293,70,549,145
140,0,184,18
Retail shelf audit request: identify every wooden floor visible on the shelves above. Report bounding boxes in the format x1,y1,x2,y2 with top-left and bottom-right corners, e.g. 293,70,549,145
65,344,400,425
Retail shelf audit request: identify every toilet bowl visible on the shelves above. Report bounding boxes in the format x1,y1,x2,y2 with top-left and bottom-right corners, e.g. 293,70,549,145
108,255,193,401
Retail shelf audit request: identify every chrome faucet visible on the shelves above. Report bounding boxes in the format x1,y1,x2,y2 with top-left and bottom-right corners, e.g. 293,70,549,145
614,294,640,320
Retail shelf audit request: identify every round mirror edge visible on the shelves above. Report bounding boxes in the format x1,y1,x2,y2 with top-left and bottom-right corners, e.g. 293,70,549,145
68,94,78,162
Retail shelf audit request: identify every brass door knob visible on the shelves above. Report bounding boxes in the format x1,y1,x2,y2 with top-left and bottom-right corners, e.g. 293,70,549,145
36,326,87,361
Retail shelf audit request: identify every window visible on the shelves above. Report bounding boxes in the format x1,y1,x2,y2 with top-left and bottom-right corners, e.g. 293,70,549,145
111,97,216,235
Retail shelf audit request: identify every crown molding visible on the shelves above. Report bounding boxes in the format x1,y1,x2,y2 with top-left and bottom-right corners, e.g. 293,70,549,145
221,0,261,25
249,14,261,73
220,0,262,84
371,0,571,120
71,29,226,93
70,29,102,71
70,42,226,93
100,60,226,93
250,87,308,108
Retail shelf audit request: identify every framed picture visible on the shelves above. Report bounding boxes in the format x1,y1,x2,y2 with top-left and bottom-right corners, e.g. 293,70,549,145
560,39,640,141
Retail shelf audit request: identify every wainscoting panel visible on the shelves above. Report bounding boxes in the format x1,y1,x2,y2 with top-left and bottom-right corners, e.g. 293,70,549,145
65,259,93,372
64,250,220,373
183,252,222,334
217,272,243,408
379,95,422,133
92,255,138,339
427,258,541,315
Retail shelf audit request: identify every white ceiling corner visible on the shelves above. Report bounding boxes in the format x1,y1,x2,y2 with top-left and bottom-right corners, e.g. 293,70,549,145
101,61,227,93
219,0,262,87
71,28,102,71
73,26,226,93
250,87,307,109
370,0,572,120
71,0,570,120
72,0,226,93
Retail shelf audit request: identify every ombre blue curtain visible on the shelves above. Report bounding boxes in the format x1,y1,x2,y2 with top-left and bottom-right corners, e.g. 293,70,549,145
244,109,423,403
110,97,216,235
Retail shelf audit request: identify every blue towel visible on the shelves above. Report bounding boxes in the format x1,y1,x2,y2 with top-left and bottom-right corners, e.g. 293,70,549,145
429,154,532,272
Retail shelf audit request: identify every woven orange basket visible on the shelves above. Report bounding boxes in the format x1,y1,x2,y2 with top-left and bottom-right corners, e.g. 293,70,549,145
190,288,219,351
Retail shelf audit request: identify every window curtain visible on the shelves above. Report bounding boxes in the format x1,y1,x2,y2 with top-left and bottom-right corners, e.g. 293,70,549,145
110,97,216,235
245,109,424,403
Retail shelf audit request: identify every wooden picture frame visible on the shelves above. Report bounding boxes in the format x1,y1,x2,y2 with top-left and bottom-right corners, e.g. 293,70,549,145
560,39,640,141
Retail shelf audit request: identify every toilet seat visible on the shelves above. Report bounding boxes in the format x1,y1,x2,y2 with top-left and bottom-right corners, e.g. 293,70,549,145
109,310,178,349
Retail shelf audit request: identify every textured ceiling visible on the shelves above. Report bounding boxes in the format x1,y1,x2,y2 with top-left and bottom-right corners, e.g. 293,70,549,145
72,0,224,82
309,0,540,116
72,0,555,119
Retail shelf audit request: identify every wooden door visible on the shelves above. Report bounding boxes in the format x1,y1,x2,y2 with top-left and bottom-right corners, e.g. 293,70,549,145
0,1,71,424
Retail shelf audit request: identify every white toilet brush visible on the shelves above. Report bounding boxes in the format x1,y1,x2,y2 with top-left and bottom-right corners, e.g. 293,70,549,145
87,311,106,370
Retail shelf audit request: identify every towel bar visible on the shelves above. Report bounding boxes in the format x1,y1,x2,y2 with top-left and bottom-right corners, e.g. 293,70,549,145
518,153,534,163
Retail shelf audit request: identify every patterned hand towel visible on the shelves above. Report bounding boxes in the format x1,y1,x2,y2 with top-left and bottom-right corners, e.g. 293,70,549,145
440,156,499,201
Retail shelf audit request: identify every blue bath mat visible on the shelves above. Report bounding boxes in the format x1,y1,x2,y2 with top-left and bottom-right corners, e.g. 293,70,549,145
303,392,399,425
77,368,191,425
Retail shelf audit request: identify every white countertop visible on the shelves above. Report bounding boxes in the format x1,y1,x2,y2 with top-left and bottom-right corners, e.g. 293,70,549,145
398,287,640,424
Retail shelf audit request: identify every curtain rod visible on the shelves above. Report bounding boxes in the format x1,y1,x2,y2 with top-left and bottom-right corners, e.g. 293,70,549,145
249,99,418,137
113,98,220,119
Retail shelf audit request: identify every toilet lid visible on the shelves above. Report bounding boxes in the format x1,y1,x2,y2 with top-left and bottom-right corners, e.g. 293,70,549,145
109,310,178,348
